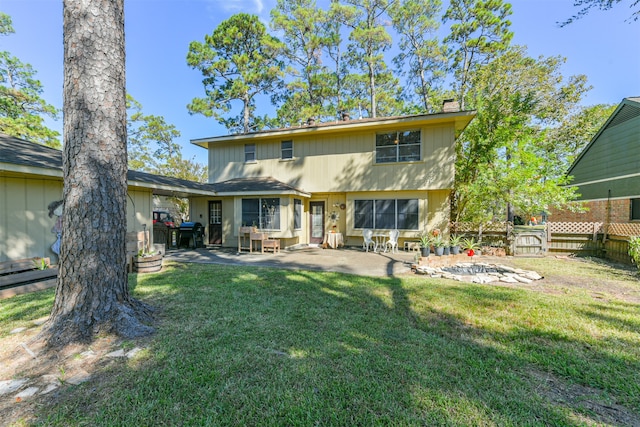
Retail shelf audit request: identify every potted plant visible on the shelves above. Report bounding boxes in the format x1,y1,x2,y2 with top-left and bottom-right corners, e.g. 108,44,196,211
449,235,462,255
133,248,163,273
461,237,481,257
432,235,446,256
442,236,451,255
419,233,432,257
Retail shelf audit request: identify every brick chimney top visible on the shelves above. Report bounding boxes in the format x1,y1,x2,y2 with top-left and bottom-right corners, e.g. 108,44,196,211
442,99,460,113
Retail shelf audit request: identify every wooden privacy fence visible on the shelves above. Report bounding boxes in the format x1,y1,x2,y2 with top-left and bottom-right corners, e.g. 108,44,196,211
450,221,640,264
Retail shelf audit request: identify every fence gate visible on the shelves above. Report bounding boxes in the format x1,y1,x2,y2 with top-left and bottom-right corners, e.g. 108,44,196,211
512,227,547,256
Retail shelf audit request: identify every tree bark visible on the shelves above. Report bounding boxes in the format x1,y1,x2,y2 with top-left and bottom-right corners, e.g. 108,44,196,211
42,0,153,347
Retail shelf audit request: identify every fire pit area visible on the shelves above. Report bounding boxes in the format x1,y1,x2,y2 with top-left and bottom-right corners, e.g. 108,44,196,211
414,262,543,284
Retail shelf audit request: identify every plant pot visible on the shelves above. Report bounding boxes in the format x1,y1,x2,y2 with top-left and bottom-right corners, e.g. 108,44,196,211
420,246,430,257
450,245,460,255
133,254,163,273
435,246,445,256
443,246,450,256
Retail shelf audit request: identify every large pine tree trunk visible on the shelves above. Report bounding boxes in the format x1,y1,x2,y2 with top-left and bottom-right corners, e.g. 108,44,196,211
42,0,153,346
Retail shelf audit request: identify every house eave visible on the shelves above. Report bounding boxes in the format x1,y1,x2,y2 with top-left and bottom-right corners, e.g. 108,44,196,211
191,110,476,148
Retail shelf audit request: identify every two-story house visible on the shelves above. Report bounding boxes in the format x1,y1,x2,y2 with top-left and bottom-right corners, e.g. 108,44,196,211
189,104,475,249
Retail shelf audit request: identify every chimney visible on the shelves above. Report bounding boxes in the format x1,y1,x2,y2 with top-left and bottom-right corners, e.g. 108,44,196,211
341,111,350,121
442,99,460,113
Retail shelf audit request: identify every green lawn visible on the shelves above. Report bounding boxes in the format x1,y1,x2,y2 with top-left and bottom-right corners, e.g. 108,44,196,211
2,257,639,426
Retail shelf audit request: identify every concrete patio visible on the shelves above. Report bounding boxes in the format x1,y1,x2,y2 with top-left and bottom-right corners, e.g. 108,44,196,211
163,245,419,278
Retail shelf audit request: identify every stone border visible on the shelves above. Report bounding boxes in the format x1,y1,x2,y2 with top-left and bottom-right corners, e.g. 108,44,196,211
413,262,543,284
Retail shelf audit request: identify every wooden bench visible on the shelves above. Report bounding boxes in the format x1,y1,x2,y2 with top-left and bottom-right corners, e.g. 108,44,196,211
0,257,58,299
262,239,280,254
404,241,421,252
250,232,269,253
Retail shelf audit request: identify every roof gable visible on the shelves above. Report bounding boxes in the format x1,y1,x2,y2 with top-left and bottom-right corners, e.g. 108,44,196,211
568,97,640,175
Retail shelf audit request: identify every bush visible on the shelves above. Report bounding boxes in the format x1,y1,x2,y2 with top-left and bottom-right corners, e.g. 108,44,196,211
628,236,640,270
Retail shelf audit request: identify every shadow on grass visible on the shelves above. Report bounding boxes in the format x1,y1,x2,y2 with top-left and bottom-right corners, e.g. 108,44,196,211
12,263,640,425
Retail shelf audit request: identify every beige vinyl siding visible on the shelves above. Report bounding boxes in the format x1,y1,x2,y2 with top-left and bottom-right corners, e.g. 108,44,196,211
1,174,154,262
0,175,63,262
126,188,153,234
208,124,455,192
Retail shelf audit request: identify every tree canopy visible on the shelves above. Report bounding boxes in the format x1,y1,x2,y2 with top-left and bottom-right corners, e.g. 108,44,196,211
0,12,60,147
187,13,284,134
561,0,640,25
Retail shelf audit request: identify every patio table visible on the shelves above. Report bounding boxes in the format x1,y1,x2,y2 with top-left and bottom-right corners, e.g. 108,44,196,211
372,232,387,252
324,232,344,249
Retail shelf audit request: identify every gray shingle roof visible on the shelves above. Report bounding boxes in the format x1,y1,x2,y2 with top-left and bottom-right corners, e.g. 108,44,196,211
1,133,308,197
211,177,310,196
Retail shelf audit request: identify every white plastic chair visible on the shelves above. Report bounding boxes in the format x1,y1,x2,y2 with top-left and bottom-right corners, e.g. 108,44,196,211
362,229,376,252
384,229,399,253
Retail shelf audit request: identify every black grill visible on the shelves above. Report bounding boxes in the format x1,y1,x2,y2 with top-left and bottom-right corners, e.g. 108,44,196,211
178,222,204,249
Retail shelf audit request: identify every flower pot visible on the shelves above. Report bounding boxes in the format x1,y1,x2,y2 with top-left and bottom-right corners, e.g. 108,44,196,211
133,254,163,273
420,246,430,257
450,245,460,255
443,246,450,256
435,246,445,256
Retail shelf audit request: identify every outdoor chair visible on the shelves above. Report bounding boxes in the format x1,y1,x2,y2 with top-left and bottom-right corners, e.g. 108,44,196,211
362,229,376,252
384,229,399,253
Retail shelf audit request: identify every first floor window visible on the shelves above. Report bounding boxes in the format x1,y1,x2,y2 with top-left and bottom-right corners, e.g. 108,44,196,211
242,198,280,230
631,198,640,220
354,199,418,230
294,199,302,229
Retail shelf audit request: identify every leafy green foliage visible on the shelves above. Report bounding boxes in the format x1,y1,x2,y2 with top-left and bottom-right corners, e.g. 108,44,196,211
187,13,284,134
390,0,447,113
443,0,514,109
560,0,640,25
628,236,640,270
270,0,337,125
0,13,60,147
453,46,590,223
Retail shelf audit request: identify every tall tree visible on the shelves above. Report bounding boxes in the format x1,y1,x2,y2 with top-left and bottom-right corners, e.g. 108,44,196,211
390,0,447,112
127,94,181,172
0,13,60,147
545,103,616,166
271,0,334,125
561,0,640,25
443,0,513,110
453,46,590,224
187,14,284,134
340,0,395,117
42,0,153,346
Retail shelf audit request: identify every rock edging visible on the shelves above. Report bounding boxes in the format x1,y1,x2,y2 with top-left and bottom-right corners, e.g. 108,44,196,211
413,262,543,284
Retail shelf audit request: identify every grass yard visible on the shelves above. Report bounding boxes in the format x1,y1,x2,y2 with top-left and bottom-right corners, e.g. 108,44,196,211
1,256,639,426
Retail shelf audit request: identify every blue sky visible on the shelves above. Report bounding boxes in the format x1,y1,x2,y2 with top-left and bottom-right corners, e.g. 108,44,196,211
1,0,639,164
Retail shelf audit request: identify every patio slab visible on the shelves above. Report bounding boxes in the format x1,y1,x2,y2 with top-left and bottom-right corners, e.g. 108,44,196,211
163,246,418,278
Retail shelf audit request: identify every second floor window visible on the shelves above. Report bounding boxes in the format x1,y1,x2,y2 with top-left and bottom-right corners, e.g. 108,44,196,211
281,140,293,160
245,144,256,162
375,130,421,163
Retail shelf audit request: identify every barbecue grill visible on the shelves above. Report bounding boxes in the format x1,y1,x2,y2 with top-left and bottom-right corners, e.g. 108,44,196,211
178,222,204,249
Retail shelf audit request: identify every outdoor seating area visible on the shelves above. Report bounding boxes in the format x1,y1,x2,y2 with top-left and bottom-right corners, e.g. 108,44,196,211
237,226,281,254
362,229,400,253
